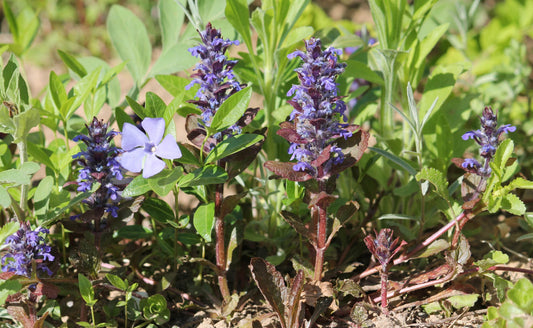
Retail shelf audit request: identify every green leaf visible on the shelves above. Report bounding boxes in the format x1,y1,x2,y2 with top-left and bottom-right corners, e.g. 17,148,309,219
115,225,152,239
114,106,135,131
508,177,533,190
78,274,95,306
448,294,479,309
125,96,147,120
13,108,40,143
225,0,252,50
210,86,252,133
0,279,22,306
107,5,151,85
0,163,39,186
205,134,263,163
176,144,201,167
155,75,190,98
141,294,170,324
369,146,417,176
345,60,384,85
106,273,127,291
149,42,197,77
177,165,228,188
147,167,183,197
142,197,175,224
49,71,67,111
177,232,202,245
280,25,313,50
501,193,526,216
419,63,466,120
69,68,101,120
122,175,151,198
414,239,450,258
492,139,514,179
416,167,450,202
0,185,11,208
507,278,533,313
0,105,15,134
34,176,53,218
3,2,18,42
57,50,87,77
193,202,215,242
475,250,509,271
42,189,95,226
158,0,185,50
144,92,166,118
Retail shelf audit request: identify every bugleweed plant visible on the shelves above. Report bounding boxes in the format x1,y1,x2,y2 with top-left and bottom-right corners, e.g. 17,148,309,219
1,0,533,327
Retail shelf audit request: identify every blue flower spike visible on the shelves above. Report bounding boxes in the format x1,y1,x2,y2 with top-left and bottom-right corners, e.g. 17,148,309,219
187,22,248,147
285,37,352,178
1,222,55,277
461,106,516,177
117,117,182,178
73,117,123,217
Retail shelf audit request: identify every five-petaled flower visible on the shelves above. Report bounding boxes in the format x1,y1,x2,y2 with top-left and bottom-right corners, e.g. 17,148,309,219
461,106,516,177
117,117,182,178
1,222,55,277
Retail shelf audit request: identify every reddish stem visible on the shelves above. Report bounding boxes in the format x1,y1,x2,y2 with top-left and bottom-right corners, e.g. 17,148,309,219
380,268,389,314
488,265,533,275
215,183,230,301
314,205,327,281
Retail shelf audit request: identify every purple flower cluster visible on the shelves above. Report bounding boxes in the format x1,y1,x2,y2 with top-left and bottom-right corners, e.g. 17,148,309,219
285,38,352,177
117,117,182,178
73,117,122,217
187,22,244,141
461,106,516,177
1,223,54,277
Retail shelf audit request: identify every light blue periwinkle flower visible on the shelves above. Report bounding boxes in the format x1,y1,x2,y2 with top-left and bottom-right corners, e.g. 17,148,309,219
117,117,181,178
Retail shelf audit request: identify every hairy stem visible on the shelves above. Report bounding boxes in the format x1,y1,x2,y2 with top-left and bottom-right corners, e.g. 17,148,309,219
314,205,327,281
380,268,389,315
214,182,230,301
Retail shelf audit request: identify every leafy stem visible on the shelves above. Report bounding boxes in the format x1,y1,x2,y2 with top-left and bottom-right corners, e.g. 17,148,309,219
16,138,28,212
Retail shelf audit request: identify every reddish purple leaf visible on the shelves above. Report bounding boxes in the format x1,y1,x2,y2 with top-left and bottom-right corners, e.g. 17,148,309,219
220,193,246,219
226,131,265,180
281,211,316,245
286,269,304,328
264,161,313,182
7,305,34,328
236,107,259,128
249,258,287,328
277,128,308,144
311,145,332,168
336,201,360,222
308,191,337,211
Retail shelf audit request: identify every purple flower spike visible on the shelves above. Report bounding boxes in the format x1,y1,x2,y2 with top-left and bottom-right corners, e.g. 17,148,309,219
1,222,55,277
117,117,182,178
284,37,351,178
73,117,123,218
187,22,245,143
460,106,515,177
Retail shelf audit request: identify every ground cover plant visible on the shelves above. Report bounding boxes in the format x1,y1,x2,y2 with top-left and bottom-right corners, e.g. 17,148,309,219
1,0,533,327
